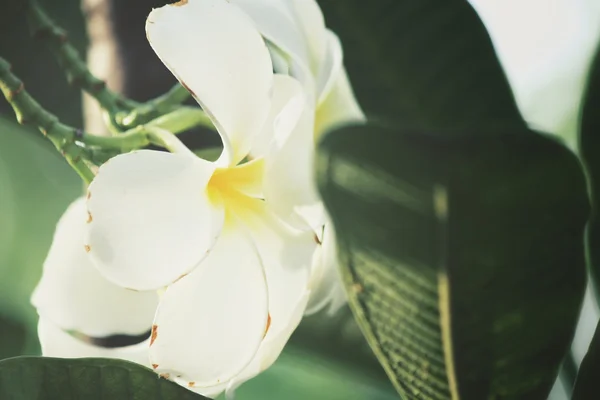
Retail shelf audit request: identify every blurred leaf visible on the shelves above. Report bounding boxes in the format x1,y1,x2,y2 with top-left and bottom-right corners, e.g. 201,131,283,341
318,0,526,131
572,319,600,400
0,116,81,333
226,346,399,400
0,357,207,399
580,43,600,302
317,123,588,399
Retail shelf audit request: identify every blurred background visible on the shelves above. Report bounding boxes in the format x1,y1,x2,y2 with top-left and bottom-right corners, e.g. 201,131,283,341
0,0,399,398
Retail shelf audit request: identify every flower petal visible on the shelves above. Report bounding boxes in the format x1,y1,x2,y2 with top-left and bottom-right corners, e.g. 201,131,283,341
32,198,158,337
38,317,150,366
210,158,265,199
315,67,365,139
234,198,314,339
263,100,324,229
305,224,347,316
218,198,314,395
249,74,305,159
86,150,223,291
289,0,328,75
149,223,269,387
231,0,309,69
224,292,310,398
146,0,273,166
230,0,318,98
316,31,343,105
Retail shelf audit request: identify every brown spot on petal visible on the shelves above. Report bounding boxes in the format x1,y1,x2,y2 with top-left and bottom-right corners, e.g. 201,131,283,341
188,381,195,388
84,244,91,253
171,0,188,5
152,364,159,370
173,273,188,283
263,313,272,337
150,324,158,346
86,190,91,200
159,373,170,379
86,211,93,223
313,233,322,245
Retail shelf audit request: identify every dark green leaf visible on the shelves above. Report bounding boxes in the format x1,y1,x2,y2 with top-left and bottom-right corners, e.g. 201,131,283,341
318,0,526,131
571,319,600,400
0,357,207,400
580,42,600,301
316,123,588,399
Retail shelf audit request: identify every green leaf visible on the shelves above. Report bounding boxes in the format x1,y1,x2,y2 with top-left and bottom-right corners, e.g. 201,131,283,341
0,357,207,400
316,123,588,399
580,43,600,300
572,319,600,399
317,0,526,131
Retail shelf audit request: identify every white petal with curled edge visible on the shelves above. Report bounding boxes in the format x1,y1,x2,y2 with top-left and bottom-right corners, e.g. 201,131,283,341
305,223,347,316
249,74,304,159
86,150,223,291
232,0,310,70
316,31,343,105
315,67,365,140
149,222,269,387
216,198,314,396
224,292,310,398
38,317,150,367
290,0,328,76
146,0,273,166
263,100,323,230
234,198,314,339
32,198,158,337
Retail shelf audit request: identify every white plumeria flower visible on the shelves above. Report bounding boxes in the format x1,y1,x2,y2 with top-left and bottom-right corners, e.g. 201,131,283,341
35,0,363,397
31,197,158,365
222,0,365,315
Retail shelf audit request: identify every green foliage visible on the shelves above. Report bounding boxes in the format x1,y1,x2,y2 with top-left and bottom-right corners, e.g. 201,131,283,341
318,0,526,131
580,42,600,300
0,357,207,400
317,123,588,399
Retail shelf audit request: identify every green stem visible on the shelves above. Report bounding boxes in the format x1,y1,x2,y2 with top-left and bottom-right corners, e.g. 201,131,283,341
149,106,215,133
146,126,195,155
26,0,201,133
119,84,191,128
25,0,135,121
0,58,95,183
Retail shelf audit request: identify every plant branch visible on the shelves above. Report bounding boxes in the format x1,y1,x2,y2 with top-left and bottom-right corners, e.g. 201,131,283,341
26,0,135,122
0,57,95,183
120,84,191,128
1,57,215,166
26,0,194,132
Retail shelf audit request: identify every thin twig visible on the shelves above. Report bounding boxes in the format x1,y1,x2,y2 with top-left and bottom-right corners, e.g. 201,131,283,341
26,0,193,131
26,0,136,122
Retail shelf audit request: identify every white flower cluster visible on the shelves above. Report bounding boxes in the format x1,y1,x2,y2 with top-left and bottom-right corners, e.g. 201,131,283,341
31,0,363,397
